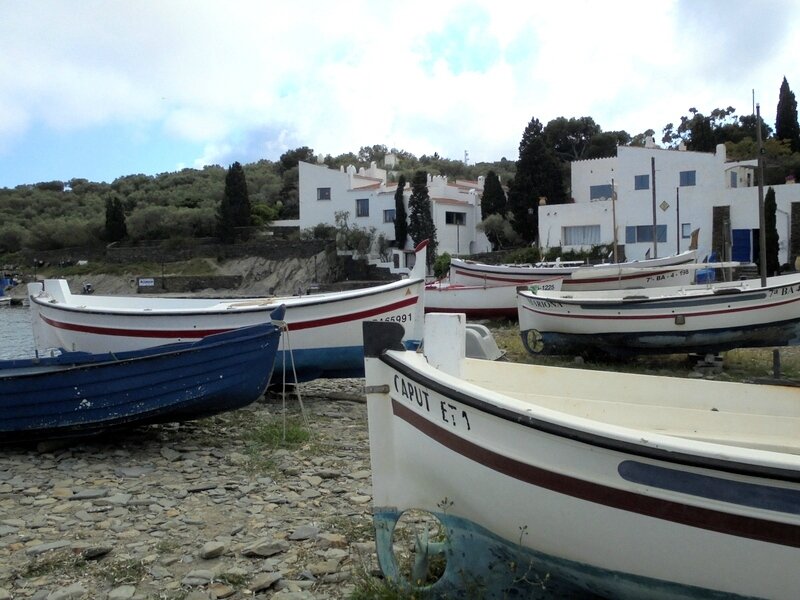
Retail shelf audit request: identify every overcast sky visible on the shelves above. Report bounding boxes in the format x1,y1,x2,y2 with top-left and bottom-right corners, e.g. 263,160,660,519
0,0,796,188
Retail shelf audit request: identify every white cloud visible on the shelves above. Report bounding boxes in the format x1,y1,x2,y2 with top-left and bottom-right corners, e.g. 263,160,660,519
0,0,797,183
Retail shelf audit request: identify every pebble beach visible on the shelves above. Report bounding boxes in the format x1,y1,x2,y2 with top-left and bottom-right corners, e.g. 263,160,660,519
0,378,377,600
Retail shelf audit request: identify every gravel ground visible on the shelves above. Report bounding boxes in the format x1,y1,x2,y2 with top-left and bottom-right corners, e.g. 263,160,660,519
0,378,379,600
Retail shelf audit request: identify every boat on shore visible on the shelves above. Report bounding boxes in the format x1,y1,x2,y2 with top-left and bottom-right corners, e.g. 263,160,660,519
27,242,428,383
517,272,800,357
424,276,562,319
450,250,697,291
363,314,800,599
1,320,282,442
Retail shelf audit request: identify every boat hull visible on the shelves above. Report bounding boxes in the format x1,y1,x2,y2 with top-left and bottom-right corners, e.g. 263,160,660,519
518,273,800,356
364,319,800,599
450,251,697,291
424,278,561,319
0,323,281,441
28,276,424,382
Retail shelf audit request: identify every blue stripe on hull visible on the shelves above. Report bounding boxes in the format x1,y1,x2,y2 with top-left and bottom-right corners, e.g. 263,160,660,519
521,321,800,357
373,509,754,599
619,461,800,514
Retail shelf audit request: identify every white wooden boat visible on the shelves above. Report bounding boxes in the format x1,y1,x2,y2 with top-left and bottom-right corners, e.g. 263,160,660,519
450,250,697,291
424,276,562,319
26,243,428,383
363,313,800,599
517,272,800,357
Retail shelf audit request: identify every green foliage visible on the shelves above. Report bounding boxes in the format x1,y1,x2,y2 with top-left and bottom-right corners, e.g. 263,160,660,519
776,77,800,153
303,222,337,240
250,201,279,226
27,216,103,250
0,225,28,253
764,187,780,276
662,106,773,151
104,195,127,242
246,418,310,449
480,170,506,220
478,212,519,250
433,251,451,279
216,161,251,243
544,116,602,160
393,174,408,248
507,117,566,243
334,211,375,255
504,246,542,264
407,170,438,268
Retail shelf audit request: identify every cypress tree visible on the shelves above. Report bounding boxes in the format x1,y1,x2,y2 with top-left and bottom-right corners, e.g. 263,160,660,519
776,77,800,152
506,117,566,243
480,170,506,220
216,162,251,243
764,187,780,276
407,170,438,268
393,174,408,248
104,195,127,242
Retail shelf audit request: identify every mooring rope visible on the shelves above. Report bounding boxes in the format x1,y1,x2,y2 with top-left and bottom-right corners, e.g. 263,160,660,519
272,317,309,441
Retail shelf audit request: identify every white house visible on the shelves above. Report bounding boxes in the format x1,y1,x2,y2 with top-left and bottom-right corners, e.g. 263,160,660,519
293,160,492,260
539,139,800,265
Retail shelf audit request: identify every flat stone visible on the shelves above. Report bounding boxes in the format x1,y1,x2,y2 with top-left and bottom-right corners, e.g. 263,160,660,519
181,569,214,586
25,540,71,556
249,571,282,592
198,541,226,559
241,538,289,557
289,525,319,541
107,584,136,600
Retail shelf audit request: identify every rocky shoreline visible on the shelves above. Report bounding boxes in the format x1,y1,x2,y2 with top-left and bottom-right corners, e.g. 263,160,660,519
0,378,379,600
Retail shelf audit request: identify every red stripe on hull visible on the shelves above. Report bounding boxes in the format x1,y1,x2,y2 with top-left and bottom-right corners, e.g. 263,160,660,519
38,296,420,339
391,399,800,548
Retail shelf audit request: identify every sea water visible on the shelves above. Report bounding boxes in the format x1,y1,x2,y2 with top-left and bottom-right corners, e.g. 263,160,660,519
0,306,36,359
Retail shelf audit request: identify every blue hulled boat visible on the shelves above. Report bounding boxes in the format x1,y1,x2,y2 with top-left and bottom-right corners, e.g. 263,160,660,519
0,316,282,442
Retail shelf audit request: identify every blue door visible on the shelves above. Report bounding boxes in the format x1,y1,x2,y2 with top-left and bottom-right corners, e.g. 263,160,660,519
731,229,752,262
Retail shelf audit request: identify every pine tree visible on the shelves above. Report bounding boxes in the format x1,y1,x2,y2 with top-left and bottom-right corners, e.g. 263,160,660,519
765,187,780,275
776,77,800,152
506,117,566,243
104,195,127,242
407,170,438,268
393,174,408,248
480,170,506,220
216,162,251,243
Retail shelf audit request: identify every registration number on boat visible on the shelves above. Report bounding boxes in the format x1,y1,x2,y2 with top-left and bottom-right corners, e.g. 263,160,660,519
394,375,471,431
377,312,412,323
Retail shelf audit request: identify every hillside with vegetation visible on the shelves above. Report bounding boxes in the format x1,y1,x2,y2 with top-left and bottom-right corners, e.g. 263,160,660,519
1,77,799,264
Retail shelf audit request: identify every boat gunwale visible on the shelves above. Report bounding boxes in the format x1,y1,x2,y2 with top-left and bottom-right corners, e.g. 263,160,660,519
378,350,800,484
29,276,424,318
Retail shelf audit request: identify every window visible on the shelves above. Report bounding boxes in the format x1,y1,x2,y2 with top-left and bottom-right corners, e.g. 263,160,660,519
317,187,331,200
634,174,649,190
679,170,696,186
356,198,369,217
383,209,396,223
681,223,692,239
625,225,667,243
730,171,737,188
445,211,466,225
589,184,613,201
562,225,600,246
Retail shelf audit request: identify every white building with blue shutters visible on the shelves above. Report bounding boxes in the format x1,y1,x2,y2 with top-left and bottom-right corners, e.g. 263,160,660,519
539,139,800,265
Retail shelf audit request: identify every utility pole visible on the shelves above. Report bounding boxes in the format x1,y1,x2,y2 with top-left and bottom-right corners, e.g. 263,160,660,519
611,178,618,263
651,157,658,258
676,187,680,253
756,104,767,286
